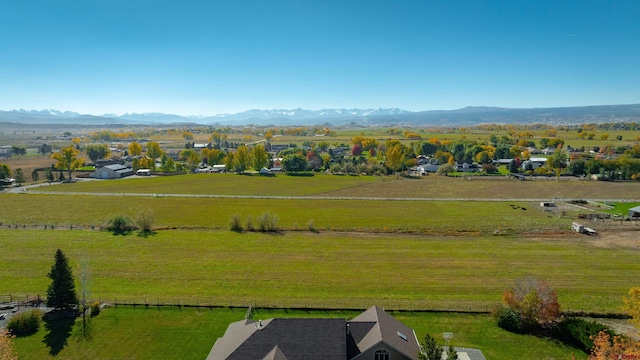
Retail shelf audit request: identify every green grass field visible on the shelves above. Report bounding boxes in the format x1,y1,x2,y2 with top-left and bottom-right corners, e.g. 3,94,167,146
11,306,586,360
1,228,637,312
3,174,639,359
0,193,571,234
600,202,640,217
43,173,379,196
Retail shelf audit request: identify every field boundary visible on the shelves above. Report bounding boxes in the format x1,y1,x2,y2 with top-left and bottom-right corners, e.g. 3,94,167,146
1,294,629,319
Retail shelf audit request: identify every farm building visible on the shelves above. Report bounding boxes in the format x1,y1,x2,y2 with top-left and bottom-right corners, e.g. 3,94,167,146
208,306,423,360
629,206,640,219
0,146,11,159
93,164,134,179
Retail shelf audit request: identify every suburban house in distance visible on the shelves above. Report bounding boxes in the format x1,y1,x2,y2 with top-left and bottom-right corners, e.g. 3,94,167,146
207,306,420,360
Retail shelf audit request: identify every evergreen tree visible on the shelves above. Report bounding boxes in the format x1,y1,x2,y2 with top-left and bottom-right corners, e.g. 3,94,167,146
446,345,458,360
46,249,78,309
419,333,443,360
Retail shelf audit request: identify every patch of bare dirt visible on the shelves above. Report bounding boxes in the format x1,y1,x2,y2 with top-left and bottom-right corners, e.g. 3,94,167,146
520,228,640,250
584,318,640,340
585,229,640,250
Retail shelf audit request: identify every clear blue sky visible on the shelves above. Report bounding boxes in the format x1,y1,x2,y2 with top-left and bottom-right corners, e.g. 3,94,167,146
1,0,638,116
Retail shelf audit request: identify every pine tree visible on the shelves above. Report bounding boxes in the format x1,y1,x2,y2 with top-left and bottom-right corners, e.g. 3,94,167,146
446,345,458,360
419,333,443,360
46,249,78,309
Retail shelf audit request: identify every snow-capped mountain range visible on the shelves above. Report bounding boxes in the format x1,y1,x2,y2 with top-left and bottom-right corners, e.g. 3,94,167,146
1,104,640,126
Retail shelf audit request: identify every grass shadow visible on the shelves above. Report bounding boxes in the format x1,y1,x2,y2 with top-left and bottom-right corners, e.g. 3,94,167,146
42,310,78,356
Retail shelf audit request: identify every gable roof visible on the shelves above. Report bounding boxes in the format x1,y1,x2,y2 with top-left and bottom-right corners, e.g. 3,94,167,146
208,306,419,360
263,346,288,360
208,318,347,360
350,306,419,360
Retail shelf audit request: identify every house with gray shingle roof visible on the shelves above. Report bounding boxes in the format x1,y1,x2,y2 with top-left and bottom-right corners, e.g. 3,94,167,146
207,306,420,360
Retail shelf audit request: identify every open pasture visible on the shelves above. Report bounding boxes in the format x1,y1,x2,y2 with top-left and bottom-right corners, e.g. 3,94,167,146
319,176,640,200
0,193,569,234
36,173,640,201
38,173,379,196
0,228,637,313
11,306,585,360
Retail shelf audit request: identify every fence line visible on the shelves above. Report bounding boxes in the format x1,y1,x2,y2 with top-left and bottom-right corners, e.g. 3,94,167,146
1,294,630,319
2,294,627,318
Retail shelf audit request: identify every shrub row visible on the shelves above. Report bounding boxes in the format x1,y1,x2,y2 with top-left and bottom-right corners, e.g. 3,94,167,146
229,213,279,233
105,211,155,235
494,307,616,353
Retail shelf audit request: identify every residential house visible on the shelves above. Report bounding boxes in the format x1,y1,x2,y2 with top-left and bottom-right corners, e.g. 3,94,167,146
521,158,547,171
455,162,480,173
416,163,440,174
207,306,420,360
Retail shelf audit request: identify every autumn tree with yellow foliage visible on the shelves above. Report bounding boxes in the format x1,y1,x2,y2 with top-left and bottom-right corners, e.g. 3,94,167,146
51,145,84,181
587,287,640,359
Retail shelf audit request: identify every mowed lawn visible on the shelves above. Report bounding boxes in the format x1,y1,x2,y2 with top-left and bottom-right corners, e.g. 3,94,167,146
0,193,570,233
37,173,640,200
1,229,637,312
12,307,586,360
39,173,379,196
320,176,640,200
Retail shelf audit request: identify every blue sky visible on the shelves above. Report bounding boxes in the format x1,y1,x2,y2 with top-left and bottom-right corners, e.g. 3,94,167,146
1,0,638,116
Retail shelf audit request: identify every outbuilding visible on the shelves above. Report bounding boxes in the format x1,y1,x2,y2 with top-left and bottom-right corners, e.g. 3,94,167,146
629,206,640,220
94,164,134,179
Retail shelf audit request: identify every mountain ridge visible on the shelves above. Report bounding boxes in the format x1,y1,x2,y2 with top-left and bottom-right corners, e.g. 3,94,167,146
1,104,639,126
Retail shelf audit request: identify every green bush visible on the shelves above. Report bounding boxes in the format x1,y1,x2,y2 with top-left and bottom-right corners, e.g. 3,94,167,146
245,216,254,232
493,305,523,333
257,213,279,232
229,213,243,232
307,219,318,233
106,215,137,235
556,317,614,352
135,210,155,235
90,301,101,317
7,309,43,336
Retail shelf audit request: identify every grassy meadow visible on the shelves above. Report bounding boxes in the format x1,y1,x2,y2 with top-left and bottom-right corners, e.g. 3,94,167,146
0,228,637,312
11,306,586,360
0,193,570,234
3,173,639,359
34,173,640,200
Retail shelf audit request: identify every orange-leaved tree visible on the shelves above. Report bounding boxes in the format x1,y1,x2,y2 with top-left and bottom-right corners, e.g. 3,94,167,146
0,328,17,360
589,331,640,359
588,287,640,359
495,275,560,333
